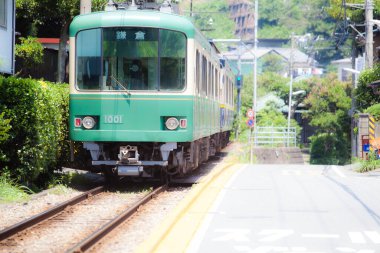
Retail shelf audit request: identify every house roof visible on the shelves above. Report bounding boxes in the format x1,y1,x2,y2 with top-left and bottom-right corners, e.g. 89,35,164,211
37,38,60,44
37,38,69,51
331,58,351,64
223,47,316,66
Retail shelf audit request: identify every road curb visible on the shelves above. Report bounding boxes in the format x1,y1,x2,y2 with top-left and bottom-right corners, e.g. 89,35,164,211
134,162,239,253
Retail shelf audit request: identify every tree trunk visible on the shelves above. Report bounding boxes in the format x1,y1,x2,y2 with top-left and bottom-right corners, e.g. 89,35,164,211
57,20,71,83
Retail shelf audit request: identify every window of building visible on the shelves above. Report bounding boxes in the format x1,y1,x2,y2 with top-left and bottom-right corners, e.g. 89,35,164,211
0,0,6,28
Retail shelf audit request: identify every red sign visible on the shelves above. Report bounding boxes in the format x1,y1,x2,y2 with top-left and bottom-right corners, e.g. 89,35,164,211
246,109,254,119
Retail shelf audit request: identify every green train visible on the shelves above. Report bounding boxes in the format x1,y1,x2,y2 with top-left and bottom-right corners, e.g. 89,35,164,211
69,1,235,179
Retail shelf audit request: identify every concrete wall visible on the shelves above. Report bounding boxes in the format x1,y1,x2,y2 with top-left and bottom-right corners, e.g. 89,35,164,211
0,0,15,74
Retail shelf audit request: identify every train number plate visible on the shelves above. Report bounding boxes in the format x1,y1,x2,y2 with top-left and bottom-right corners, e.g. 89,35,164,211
104,115,123,124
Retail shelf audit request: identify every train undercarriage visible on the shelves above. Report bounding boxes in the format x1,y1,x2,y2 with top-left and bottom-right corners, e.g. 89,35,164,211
82,132,230,180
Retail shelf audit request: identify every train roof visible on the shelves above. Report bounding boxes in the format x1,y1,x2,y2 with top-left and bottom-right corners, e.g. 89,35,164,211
69,10,196,38
69,9,230,68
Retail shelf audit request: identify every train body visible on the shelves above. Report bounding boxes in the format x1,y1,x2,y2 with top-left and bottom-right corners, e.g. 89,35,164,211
69,3,235,178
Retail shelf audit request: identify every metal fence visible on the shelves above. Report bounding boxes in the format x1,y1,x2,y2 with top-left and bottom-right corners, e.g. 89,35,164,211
251,126,297,147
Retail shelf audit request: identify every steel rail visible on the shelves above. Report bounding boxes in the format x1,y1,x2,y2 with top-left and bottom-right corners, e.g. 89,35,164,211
0,186,105,241
67,185,167,253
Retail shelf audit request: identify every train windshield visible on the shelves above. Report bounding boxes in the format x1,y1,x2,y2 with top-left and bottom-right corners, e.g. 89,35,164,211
76,28,186,91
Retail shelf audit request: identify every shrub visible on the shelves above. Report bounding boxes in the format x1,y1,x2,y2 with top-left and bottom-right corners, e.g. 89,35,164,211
15,37,44,77
310,133,350,165
364,104,380,121
358,151,380,172
0,173,32,203
0,112,11,163
0,76,69,184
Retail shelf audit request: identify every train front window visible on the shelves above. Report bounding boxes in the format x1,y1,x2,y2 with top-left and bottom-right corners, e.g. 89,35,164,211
103,28,159,91
76,29,102,90
160,29,186,91
76,28,186,91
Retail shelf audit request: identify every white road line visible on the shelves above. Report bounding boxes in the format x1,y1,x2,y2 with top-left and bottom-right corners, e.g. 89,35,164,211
348,232,366,244
302,233,340,239
235,246,325,253
336,248,375,253
364,231,380,244
332,166,346,178
258,229,294,242
213,229,252,242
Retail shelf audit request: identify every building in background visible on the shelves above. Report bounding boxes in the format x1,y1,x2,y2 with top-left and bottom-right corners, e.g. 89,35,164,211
0,0,15,75
228,0,254,40
223,46,321,78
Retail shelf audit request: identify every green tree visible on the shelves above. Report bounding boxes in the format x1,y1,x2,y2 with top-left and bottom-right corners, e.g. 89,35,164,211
304,74,351,133
0,112,11,163
304,73,352,164
16,0,80,82
355,63,380,111
186,0,235,40
260,53,287,74
15,37,44,77
327,0,380,22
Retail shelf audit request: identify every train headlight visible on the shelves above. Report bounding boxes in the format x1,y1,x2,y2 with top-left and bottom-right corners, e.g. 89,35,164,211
165,117,179,130
82,116,96,129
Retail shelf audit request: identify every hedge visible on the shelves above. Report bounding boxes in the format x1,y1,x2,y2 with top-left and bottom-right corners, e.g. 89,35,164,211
0,76,70,184
310,133,350,165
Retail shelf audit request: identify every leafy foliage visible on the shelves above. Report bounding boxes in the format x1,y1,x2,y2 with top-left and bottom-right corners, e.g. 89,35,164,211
260,54,287,74
355,63,380,111
181,0,352,65
188,0,235,40
0,112,11,163
0,112,11,144
15,37,44,76
309,133,350,165
235,71,304,142
16,0,80,38
0,174,31,203
328,0,380,22
365,104,380,121
304,74,351,133
0,77,70,184
304,74,352,164
358,151,380,172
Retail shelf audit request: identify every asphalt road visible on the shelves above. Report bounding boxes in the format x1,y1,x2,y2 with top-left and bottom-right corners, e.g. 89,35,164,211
187,164,380,253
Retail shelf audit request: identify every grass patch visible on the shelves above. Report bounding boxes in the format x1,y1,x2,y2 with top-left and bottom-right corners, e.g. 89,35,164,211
0,175,33,203
226,142,258,164
115,186,153,197
48,184,72,195
62,173,95,187
48,171,99,190
357,151,380,173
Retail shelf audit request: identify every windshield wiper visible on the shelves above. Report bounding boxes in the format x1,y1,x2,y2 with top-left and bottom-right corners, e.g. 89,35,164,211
110,75,131,95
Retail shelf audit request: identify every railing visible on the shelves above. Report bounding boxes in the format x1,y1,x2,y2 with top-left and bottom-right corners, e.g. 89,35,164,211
251,126,297,147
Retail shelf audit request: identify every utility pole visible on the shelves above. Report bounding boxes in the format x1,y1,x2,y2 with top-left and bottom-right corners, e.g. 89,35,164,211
250,0,258,163
190,0,193,17
236,41,242,140
365,0,374,68
287,33,294,147
80,0,92,14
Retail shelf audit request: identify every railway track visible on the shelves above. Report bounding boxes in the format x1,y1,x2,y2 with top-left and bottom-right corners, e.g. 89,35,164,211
0,184,170,253
0,186,105,241
67,185,166,253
